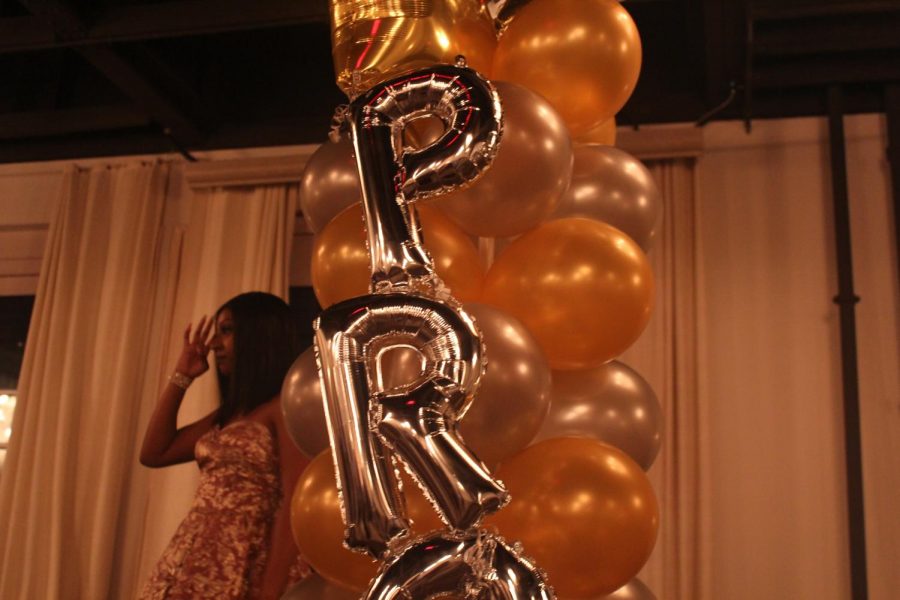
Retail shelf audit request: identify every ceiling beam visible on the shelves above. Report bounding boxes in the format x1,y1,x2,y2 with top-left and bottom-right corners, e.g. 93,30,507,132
752,56,900,88
77,45,204,143
751,1,900,22
0,105,149,139
0,0,328,54
16,0,204,144
0,130,174,163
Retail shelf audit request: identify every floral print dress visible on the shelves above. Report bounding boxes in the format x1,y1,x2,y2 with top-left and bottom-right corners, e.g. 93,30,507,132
140,420,308,599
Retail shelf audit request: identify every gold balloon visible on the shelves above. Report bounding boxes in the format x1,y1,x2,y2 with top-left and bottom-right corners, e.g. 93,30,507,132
290,450,448,592
577,117,617,146
330,0,497,97
311,203,485,308
482,218,653,370
493,0,642,136
290,450,380,592
485,438,659,598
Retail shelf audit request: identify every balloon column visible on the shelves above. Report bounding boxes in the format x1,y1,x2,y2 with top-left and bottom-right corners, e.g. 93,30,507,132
287,1,665,598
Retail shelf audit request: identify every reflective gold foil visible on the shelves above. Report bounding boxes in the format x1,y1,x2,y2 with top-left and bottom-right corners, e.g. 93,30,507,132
329,0,496,97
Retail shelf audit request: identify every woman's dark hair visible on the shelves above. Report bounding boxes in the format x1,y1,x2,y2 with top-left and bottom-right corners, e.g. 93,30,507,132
215,292,299,426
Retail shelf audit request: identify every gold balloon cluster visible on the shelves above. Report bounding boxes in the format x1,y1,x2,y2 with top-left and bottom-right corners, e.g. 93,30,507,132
292,1,664,597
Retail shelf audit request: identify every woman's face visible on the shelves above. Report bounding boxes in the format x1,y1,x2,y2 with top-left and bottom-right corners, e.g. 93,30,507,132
212,308,236,376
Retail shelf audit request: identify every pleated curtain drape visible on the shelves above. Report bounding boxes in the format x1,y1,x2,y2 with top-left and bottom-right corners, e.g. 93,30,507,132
621,158,703,600
0,160,300,599
0,163,172,600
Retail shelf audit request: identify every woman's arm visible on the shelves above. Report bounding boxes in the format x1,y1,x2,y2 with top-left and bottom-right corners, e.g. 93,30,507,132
140,317,217,467
259,397,312,599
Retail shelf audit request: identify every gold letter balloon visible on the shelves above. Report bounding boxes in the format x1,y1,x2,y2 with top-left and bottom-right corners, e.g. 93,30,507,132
329,0,497,98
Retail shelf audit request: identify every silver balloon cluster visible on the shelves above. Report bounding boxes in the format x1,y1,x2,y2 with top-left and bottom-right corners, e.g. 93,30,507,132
311,64,554,598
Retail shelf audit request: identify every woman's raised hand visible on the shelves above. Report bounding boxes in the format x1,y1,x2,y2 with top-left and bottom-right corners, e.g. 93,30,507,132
175,316,215,379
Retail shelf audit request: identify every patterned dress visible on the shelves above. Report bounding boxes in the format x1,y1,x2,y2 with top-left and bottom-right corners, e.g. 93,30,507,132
140,420,309,599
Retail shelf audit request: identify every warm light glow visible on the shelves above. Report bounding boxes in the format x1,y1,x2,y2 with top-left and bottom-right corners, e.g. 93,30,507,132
0,392,16,446
434,27,451,51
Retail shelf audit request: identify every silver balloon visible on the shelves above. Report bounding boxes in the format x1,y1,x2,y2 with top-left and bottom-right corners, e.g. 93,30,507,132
599,578,657,600
366,530,555,600
315,293,507,557
533,361,662,471
281,573,361,600
348,63,502,293
300,136,362,233
432,81,574,238
457,303,552,467
281,347,330,459
553,145,661,251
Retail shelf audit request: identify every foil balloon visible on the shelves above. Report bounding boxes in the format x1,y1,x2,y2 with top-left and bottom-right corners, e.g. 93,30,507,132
366,530,555,600
313,64,505,560
330,0,496,98
315,293,508,557
347,63,502,294
311,203,485,309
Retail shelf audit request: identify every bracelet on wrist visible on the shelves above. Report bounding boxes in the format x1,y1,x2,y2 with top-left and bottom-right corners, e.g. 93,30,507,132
169,371,193,390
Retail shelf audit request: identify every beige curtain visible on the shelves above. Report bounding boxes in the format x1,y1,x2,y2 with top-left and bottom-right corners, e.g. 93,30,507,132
622,158,702,600
694,116,898,600
124,182,298,598
0,159,299,598
0,163,171,599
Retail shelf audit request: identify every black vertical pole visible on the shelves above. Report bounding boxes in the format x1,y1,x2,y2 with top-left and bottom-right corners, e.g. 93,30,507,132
884,84,900,285
826,84,868,600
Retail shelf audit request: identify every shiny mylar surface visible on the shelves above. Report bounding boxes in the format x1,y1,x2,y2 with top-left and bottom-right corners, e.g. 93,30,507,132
330,0,496,98
366,530,555,599
315,293,506,557
311,203,484,309
348,63,501,294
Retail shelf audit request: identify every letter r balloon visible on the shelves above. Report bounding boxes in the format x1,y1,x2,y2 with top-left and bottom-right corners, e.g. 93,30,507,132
315,294,508,557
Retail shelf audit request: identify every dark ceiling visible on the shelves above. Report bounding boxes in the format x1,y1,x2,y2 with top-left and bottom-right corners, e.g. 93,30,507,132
1,0,899,163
